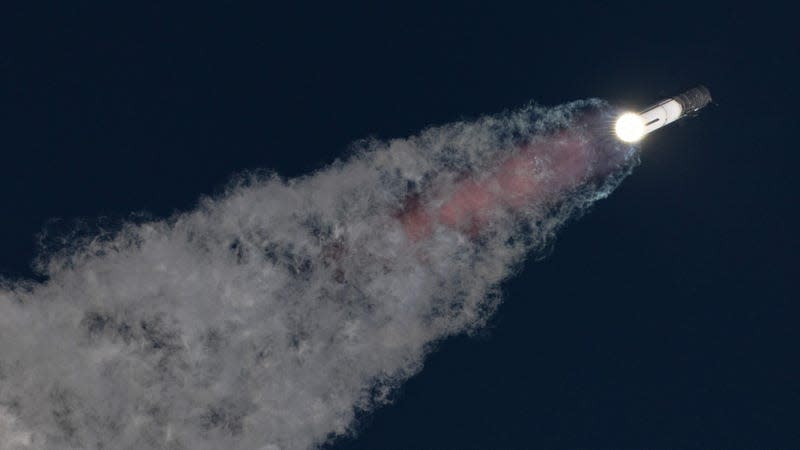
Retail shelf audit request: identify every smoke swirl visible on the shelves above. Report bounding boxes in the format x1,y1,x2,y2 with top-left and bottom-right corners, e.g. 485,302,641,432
0,100,636,449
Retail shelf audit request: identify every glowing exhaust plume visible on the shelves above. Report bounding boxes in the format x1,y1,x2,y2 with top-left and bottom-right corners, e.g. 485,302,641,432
614,112,646,143
0,100,637,449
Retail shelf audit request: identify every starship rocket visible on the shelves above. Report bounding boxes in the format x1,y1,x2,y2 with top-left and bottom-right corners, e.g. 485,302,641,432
614,86,712,142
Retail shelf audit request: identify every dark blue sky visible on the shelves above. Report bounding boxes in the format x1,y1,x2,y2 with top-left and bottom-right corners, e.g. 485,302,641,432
2,2,797,448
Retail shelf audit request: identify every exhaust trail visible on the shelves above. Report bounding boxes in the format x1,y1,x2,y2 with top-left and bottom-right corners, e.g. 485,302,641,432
0,99,637,450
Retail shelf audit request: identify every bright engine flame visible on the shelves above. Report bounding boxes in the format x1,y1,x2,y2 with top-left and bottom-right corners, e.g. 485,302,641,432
614,112,646,143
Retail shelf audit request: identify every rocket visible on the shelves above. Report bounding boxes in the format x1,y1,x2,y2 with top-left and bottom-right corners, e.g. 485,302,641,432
614,86,712,142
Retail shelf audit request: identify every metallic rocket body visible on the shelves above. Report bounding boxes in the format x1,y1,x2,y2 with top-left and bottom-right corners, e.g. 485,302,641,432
615,86,712,142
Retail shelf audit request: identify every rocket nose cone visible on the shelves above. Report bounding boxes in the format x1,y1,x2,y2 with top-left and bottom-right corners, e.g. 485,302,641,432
676,85,712,114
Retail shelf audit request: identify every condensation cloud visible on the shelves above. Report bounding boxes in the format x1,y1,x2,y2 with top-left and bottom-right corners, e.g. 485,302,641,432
0,100,637,449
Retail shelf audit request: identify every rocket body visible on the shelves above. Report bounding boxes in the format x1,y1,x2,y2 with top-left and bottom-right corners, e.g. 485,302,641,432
638,98,684,134
615,85,711,142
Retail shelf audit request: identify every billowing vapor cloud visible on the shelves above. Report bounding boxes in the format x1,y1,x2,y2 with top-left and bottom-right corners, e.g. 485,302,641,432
0,100,636,449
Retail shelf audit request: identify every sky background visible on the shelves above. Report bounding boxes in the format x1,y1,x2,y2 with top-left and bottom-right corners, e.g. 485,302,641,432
1,2,798,448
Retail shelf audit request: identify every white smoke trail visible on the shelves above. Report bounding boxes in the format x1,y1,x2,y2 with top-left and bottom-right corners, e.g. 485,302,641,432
0,100,636,449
